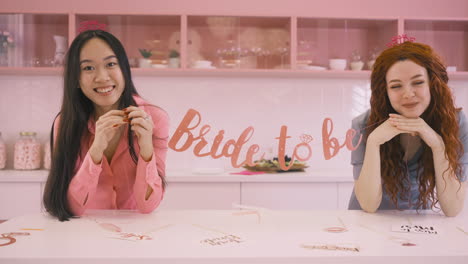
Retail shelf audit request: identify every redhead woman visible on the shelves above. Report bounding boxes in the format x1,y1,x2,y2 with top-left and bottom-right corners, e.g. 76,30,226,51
349,41,467,216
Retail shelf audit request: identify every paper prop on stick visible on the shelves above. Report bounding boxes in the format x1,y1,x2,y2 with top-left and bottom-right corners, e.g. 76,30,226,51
0,232,30,247
324,216,348,233
301,243,359,252
392,224,439,235
231,203,271,224
193,224,244,246
91,218,173,242
359,223,417,247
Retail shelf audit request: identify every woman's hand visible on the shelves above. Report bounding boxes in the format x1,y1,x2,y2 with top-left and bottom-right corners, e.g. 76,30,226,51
388,114,444,150
90,110,127,163
368,118,406,146
125,106,154,161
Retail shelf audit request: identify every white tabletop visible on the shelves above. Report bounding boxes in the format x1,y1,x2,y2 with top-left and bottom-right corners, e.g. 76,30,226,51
0,209,467,264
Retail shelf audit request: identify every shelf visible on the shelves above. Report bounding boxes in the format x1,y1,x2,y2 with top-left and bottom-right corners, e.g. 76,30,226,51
0,169,353,183
0,66,63,75
0,13,68,67
131,68,373,78
404,18,468,72
1,13,468,79
2,66,468,80
75,14,181,68
297,17,398,71
0,66,371,78
187,16,291,70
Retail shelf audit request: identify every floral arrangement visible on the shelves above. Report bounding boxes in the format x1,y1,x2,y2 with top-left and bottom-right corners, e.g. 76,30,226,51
243,155,308,173
0,31,14,53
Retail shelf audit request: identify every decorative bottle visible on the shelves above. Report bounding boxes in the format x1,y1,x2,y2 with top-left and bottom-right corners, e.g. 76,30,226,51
53,35,67,66
43,141,51,170
14,132,41,170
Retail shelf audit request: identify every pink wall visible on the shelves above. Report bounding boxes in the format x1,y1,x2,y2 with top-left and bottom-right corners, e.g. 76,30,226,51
1,75,467,173
1,0,468,173
2,0,468,18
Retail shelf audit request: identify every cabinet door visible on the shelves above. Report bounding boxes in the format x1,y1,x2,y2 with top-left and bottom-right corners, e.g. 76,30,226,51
158,182,240,210
0,182,42,219
337,182,354,210
40,182,46,212
0,14,69,68
241,182,338,210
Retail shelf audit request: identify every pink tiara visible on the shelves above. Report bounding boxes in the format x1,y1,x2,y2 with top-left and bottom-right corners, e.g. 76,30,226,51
77,20,108,33
386,34,416,48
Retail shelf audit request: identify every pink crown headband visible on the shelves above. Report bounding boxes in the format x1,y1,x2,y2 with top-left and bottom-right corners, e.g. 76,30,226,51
77,21,108,34
386,34,416,48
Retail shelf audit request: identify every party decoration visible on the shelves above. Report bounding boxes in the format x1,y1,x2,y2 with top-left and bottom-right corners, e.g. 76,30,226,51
391,224,439,235
78,20,108,33
169,109,362,171
301,243,359,252
0,232,30,247
386,34,416,48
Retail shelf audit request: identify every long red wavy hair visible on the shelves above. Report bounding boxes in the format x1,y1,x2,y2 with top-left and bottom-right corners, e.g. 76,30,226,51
368,41,463,210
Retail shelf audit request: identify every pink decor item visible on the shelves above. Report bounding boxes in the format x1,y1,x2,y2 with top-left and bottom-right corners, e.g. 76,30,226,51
386,34,416,48
14,132,41,170
78,21,108,33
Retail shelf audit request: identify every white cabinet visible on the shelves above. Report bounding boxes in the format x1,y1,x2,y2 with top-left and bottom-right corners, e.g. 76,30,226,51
158,182,240,210
0,182,42,219
0,170,354,219
241,182,338,210
337,182,354,209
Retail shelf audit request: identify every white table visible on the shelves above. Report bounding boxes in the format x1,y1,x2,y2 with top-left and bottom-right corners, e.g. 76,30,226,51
0,209,467,264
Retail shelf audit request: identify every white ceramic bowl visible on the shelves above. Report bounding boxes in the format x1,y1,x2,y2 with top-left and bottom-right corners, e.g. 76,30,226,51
194,60,212,67
151,64,168,69
305,65,327,71
350,61,364,71
329,59,347,70
194,65,216,69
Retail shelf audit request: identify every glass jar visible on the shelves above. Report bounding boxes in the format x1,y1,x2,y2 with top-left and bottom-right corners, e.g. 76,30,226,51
0,132,6,169
14,132,41,170
43,141,51,170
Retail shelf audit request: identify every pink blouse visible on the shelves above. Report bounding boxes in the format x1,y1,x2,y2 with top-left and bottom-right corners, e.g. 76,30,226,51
56,96,169,216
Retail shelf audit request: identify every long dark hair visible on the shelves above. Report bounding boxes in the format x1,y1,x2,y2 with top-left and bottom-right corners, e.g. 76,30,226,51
368,41,463,209
43,30,163,221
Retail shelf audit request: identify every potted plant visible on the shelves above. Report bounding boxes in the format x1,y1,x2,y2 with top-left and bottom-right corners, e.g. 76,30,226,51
168,49,180,68
138,48,152,68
